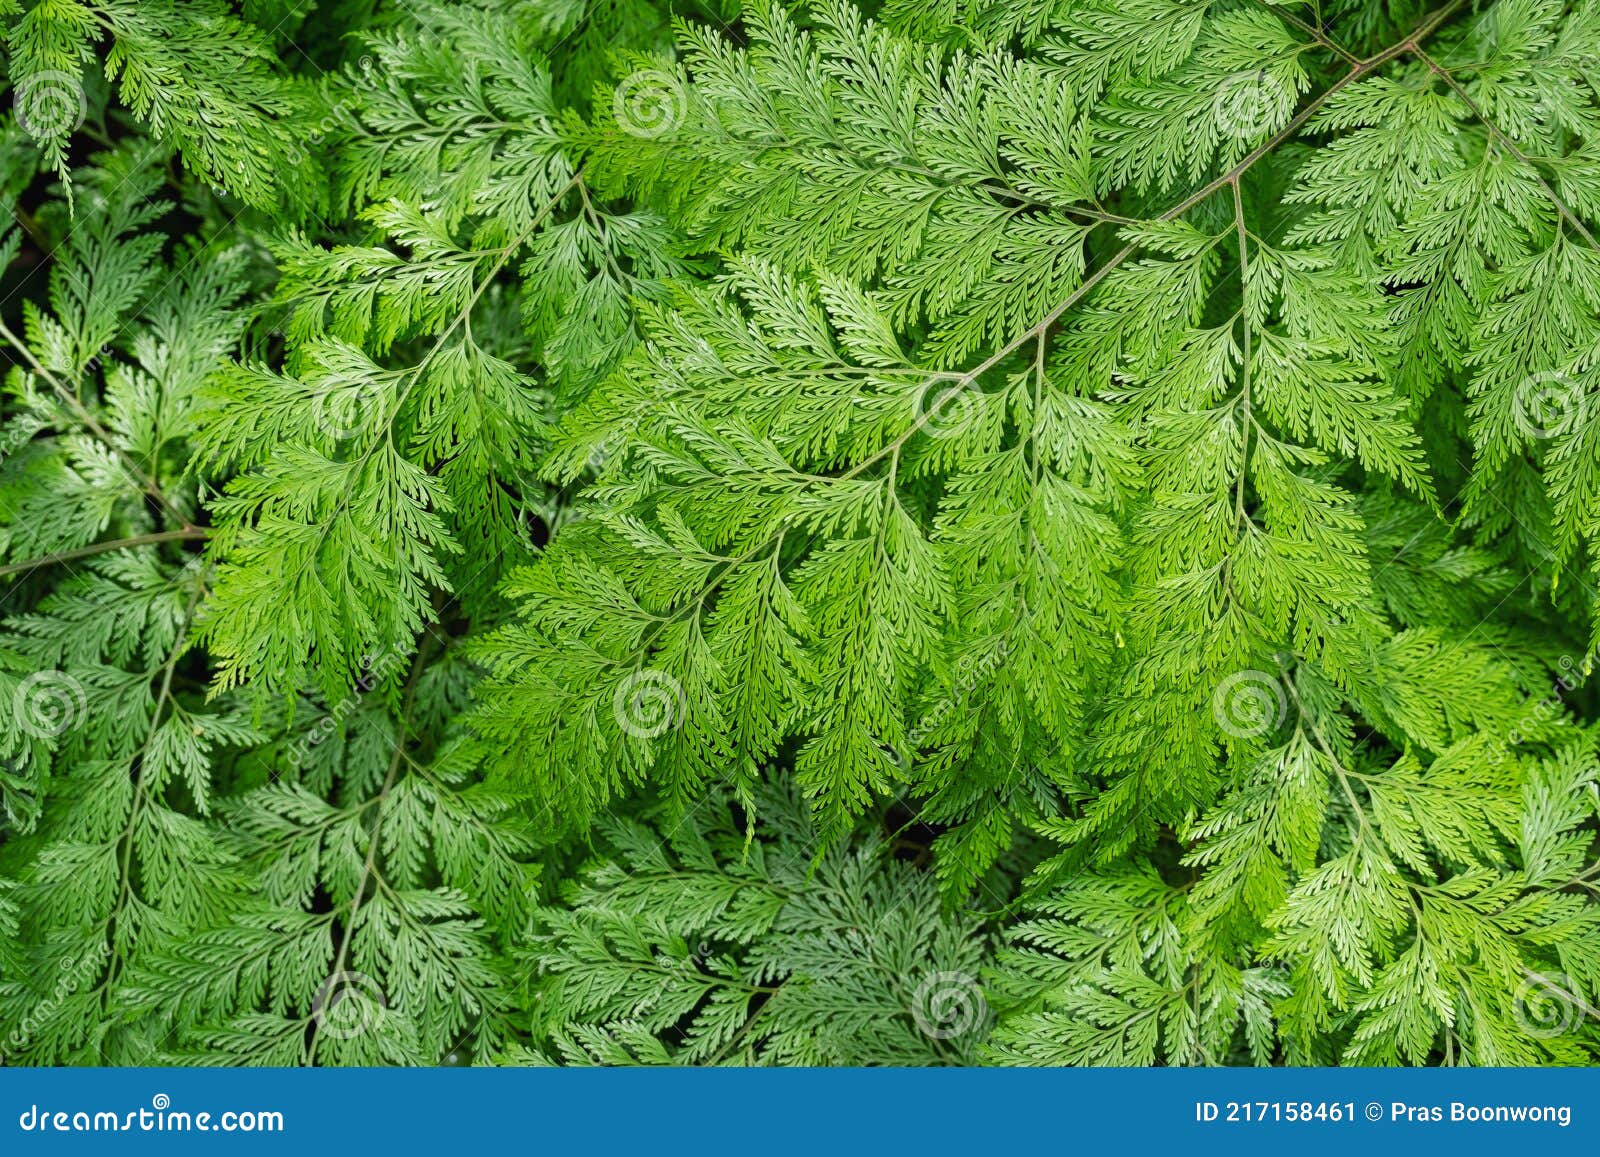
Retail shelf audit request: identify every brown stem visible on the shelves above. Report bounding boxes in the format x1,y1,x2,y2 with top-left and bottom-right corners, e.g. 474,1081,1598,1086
0,527,207,578
1265,1,1361,66
843,0,1474,479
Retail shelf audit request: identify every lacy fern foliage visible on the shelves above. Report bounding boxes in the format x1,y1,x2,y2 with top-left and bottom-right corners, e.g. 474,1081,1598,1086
0,0,1598,1070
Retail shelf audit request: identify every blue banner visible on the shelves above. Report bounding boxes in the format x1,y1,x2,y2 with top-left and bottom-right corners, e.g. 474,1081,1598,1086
1,1068,1595,1154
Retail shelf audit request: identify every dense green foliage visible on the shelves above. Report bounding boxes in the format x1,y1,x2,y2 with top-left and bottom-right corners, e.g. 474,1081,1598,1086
1,0,1599,1067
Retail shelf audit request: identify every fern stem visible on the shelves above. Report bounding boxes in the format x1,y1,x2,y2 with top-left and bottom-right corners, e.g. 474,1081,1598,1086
1263,2,1360,66
0,527,208,578
92,578,206,1029
0,317,191,528
1230,177,1253,533
838,0,1473,482
1413,46,1600,254
309,627,441,1065
274,168,586,603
